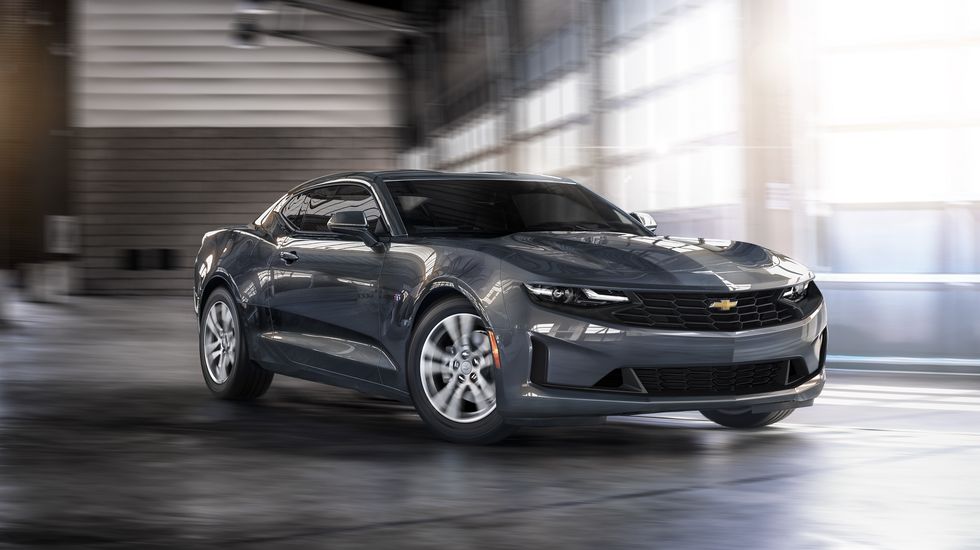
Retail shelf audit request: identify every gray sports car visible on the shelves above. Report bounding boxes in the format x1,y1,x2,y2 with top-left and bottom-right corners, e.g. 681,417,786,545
194,170,826,443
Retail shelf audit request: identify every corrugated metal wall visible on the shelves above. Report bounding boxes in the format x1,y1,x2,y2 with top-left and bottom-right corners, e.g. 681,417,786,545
74,0,399,127
74,127,397,294
73,0,401,294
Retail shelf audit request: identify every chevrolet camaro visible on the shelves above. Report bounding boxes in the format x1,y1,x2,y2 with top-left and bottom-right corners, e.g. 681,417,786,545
194,170,826,443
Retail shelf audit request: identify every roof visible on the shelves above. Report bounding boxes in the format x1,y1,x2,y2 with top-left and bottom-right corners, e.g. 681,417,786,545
374,170,574,183
288,170,576,194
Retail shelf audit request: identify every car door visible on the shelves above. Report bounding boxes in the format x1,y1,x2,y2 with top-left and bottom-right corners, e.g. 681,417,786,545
268,183,388,384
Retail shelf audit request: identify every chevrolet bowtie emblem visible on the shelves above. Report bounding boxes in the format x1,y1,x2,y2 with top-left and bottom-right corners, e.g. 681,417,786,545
709,299,738,311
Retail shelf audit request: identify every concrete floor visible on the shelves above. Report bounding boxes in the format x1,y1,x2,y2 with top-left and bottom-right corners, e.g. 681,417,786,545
1,297,979,549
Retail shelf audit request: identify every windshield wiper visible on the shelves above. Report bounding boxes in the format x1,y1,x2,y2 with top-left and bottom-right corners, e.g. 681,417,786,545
413,226,510,237
523,221,615,232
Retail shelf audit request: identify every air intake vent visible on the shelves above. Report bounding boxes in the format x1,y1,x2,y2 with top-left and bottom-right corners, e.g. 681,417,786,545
632,359,814,397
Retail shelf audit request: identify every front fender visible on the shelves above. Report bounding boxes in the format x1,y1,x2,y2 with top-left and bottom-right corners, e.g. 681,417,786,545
377,241,505,390
411,275,505,333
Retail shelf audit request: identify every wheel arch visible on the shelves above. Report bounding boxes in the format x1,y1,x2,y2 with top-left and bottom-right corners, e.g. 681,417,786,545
199,271,239,318
410,281,488,338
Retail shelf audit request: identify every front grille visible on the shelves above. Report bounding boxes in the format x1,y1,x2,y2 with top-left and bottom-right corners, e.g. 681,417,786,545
632,360,810,397
611,288,807,331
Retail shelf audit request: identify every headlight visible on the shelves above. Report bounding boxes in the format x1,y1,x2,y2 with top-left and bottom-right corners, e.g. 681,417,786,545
781,280,810,302
523,283,630,306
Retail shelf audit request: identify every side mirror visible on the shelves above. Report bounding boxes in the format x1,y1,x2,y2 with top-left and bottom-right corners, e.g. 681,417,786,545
327,211,385,251
630,211,658,234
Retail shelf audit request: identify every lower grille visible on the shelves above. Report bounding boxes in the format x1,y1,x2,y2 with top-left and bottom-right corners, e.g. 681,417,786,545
632,360,811,397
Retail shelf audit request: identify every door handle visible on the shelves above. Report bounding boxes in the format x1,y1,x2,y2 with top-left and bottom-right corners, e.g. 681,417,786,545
280,251,299,264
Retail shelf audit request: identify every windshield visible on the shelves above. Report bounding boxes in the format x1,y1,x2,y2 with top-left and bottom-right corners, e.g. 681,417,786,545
385,180,647,237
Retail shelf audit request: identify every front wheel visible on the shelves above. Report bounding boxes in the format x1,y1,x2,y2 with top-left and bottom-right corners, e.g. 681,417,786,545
700,407,794,429
407,297,516,444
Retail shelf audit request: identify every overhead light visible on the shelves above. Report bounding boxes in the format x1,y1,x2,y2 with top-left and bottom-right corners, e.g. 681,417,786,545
230,19,263,49
236,0,276,15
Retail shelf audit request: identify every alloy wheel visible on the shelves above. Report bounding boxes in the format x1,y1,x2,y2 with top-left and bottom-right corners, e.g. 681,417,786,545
203,301,237,384
419,313,497,423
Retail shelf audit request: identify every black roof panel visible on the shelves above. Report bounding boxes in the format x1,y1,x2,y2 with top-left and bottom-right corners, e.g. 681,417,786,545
289,170,576,193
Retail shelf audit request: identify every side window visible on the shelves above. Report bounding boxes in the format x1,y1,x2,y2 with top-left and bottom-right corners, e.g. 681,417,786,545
280,194,308,228
299,184,384,234
255,194,288,229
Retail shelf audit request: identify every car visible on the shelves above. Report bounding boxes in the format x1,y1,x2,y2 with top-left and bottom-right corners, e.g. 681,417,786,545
194,170,826,444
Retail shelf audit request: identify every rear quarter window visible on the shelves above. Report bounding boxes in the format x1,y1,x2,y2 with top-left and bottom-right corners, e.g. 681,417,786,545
280,194,308,228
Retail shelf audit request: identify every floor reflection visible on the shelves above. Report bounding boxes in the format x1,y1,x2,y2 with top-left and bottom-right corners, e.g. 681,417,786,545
1,297,978,548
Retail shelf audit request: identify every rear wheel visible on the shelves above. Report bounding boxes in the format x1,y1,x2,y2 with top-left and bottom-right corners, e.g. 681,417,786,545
199,287,273,400
700,407,794,429
407,297,515,444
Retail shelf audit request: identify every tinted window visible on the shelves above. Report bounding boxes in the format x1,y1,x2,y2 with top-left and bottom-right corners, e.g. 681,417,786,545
255,194,288,229
298,184,384,233
386,180,645,236
280,194,308,227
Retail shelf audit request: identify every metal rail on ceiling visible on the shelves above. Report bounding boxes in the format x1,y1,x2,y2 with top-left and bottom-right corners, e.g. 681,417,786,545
232,0,422,58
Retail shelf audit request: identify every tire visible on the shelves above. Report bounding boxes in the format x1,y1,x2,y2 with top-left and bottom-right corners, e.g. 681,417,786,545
407,296,516,444
199,287,273,400
700,407,794,429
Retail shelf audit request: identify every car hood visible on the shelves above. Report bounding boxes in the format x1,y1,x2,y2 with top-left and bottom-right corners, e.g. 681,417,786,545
493,232,813,291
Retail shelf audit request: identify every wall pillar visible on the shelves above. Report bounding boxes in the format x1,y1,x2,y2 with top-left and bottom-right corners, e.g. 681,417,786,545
739,0,797,254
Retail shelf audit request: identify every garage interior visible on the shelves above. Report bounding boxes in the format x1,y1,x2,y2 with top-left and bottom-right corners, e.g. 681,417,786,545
1,0,979,547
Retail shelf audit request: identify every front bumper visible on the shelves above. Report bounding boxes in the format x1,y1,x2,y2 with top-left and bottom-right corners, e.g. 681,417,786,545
494,292,828,419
